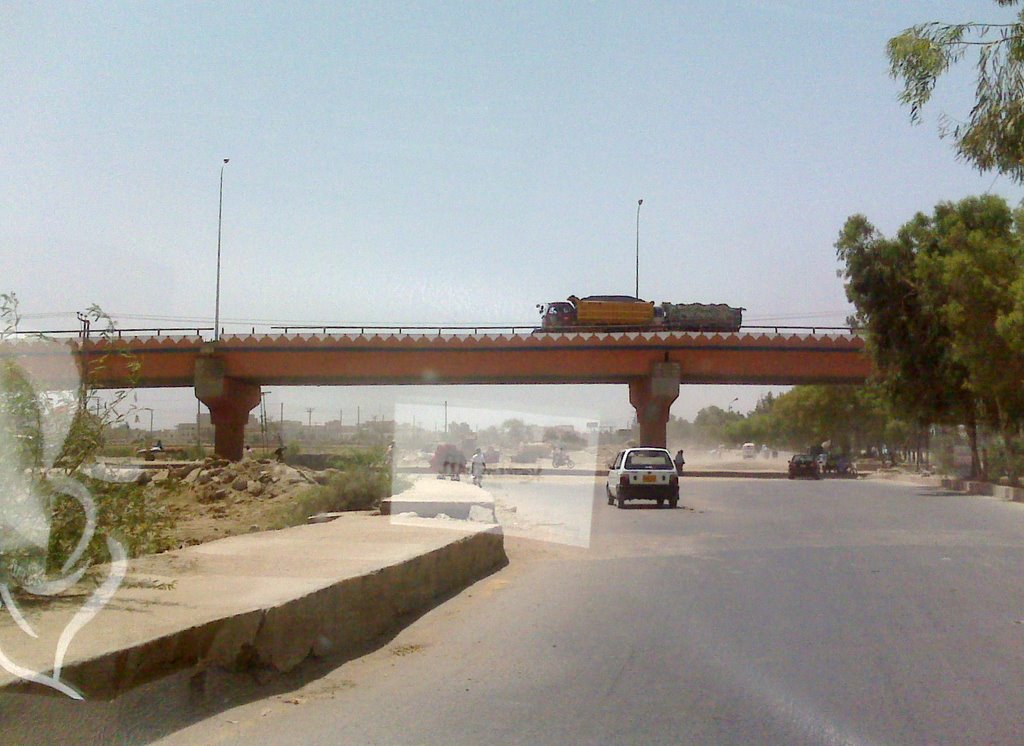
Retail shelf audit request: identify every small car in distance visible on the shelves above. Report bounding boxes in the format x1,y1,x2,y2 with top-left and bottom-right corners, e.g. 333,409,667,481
788,453,820,479
606,447,679,508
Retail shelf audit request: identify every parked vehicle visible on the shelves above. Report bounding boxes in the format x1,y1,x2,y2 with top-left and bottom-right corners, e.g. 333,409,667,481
788,454,821,479
606,447,679,509
537,295,743,332
742,442,757,459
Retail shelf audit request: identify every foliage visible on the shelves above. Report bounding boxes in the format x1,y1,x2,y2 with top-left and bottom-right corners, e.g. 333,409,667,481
835,213,972,431
47,477,174,574
541,427,586,449
754,385,893,454
835,196,1024,480
693,405,743,445
270,467,408,528
326,445,388,471
1,292,157,585
888,2,1024,181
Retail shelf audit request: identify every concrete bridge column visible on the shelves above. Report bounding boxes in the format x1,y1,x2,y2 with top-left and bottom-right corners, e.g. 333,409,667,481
628,362,681,449
194,354,261,461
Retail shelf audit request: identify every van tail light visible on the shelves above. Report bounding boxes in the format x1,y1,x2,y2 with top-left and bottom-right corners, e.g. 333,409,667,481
620,475,630,487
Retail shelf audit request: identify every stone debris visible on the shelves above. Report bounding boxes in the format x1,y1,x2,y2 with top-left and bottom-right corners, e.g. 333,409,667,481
136,457,335,509
307,512,345,524
468,505,496,523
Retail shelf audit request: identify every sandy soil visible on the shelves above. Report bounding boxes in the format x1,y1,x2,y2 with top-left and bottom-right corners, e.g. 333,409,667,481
119,458,329,548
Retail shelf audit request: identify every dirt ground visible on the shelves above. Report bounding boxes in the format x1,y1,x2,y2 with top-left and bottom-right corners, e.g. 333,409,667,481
133,458,333,548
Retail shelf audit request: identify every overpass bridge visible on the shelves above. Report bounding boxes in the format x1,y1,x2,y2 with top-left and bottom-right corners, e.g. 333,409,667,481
6,328,870,460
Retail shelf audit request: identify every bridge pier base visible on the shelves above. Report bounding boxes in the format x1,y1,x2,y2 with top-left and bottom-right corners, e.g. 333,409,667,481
195,355,261,461
628,362,681,449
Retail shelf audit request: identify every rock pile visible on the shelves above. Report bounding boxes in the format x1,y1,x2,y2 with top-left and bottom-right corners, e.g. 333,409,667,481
158,458,332,504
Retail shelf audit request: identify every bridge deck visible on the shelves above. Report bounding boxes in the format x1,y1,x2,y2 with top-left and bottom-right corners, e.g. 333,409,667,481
5,330,870,389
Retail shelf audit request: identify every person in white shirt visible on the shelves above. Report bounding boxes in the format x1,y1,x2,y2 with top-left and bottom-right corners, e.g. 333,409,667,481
470,448,486,487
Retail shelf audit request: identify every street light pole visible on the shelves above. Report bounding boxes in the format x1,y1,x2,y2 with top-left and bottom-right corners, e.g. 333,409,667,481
214,158,230,341
635,199,643,299
137,407,154,446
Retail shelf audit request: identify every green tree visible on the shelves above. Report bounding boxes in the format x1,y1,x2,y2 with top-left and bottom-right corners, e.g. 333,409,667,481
762,385,894,455
693,405,743,445
835,212,979,472
916,196,1024,480
888,1,1024,181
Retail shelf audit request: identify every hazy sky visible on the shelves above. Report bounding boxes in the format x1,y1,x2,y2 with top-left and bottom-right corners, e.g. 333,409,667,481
5,1,1023,431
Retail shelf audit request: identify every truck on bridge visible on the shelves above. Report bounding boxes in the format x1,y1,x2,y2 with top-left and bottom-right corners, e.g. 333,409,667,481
538,295,743,333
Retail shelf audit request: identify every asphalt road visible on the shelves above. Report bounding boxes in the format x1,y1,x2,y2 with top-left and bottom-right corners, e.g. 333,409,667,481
149,476,1024,746
8,477,1024,744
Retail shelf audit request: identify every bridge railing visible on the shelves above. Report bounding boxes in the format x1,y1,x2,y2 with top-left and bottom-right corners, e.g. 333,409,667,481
270,324,860,336
270,324,541,336
10,327,214,339
11,324,861,340
741,325,860,335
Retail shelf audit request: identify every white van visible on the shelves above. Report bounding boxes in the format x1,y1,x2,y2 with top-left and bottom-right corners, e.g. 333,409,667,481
741,442,756,459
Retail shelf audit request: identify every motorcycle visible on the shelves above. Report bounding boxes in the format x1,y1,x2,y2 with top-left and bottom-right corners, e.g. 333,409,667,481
552,451,575,468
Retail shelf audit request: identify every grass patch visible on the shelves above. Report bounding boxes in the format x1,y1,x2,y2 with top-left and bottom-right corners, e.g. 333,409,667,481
269,468,411,529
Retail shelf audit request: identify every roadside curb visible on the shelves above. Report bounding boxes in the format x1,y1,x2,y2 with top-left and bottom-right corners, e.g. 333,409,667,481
1,524,506,700
399,467,793,478
941,478,1024,503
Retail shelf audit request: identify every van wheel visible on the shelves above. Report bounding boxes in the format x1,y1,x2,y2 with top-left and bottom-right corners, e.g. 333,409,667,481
668,498,678,509
657,498,665,508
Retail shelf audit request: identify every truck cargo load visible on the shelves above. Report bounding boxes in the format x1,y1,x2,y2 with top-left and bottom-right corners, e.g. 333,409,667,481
659,302,743,332
573,295,654,326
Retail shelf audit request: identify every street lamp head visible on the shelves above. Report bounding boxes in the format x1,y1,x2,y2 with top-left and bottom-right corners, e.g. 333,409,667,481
223,158,230,164
638,199,643,206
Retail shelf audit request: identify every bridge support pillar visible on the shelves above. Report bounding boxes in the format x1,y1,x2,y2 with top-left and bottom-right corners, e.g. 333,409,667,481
628,362,681,449
194,354,261,461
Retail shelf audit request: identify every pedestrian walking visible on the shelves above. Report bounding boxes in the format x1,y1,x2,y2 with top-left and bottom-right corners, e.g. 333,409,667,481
470,448,486,487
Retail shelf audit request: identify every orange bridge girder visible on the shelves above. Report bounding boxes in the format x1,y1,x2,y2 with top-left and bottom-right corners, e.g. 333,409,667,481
4,330,871,460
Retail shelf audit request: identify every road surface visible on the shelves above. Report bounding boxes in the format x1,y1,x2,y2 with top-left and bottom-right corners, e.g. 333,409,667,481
9,476,1024,745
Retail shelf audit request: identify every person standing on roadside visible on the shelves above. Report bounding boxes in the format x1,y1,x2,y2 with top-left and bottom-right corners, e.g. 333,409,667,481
673,449,685,475
470,447,486,487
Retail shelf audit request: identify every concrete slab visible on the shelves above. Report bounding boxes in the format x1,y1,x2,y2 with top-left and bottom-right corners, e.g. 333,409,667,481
0,515,505,700
382,478,495,519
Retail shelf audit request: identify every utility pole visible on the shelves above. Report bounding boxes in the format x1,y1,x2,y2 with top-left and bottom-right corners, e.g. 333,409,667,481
260,391,271,452
214,158,230,341
306,407,314,427
444,400,448,435
635,198,644,299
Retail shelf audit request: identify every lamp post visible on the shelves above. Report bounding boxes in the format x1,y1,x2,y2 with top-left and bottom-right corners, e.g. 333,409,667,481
635,198,643,299
260,391,272,452
137,407,154,446
214,158,230,341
